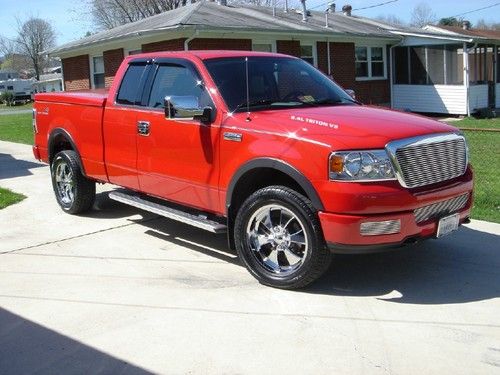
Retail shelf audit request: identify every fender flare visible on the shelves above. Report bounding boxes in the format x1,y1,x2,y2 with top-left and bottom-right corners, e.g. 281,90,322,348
47,128,86,175
226,158,324,213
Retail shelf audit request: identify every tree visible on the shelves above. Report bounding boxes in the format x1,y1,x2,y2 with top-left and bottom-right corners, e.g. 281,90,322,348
439,17,461,27
410,2,435,27
89,0,194,30
14,17,56,80
475,18,500,30
376,14,405,27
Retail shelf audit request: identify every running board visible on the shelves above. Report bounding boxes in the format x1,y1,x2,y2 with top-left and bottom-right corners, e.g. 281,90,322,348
108,191,227,234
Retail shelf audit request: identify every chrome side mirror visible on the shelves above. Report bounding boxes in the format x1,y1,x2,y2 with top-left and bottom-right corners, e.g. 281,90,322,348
164,95,212,123
345,89,356,99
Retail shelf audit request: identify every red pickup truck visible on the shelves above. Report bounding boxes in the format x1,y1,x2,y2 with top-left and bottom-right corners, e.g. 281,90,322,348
33,50,473,289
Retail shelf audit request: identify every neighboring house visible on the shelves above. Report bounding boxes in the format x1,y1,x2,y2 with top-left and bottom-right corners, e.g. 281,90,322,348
46,1,500,115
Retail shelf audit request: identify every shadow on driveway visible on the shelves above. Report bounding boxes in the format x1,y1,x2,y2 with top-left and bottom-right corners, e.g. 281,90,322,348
0,307,151,375
0,153,45,180
133,209,500,305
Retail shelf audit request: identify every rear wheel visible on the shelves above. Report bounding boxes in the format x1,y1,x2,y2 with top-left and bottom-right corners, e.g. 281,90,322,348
234,186,332,289
51,150,95,214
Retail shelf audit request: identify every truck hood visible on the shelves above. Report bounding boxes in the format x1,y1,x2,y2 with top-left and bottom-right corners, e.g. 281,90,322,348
229,105,458,150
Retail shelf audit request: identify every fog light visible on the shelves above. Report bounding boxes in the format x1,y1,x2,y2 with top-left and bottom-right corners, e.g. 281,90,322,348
360,220,401,236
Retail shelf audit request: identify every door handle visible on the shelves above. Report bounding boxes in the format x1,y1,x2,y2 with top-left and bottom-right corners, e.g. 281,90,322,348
137,121,150,136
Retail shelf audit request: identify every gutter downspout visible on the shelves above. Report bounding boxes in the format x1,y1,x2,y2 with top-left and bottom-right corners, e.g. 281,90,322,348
464,42,478,117
389,39,404,110
184,29,199,51
327,38,331,76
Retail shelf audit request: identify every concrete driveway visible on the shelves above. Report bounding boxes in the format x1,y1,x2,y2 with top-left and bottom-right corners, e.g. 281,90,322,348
1,140,499,375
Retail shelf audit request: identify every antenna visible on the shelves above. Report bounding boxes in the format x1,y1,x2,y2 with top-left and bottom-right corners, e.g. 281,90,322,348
245,57,251,122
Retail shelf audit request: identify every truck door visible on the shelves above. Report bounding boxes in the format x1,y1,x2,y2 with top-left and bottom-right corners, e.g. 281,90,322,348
136,59,221,213
103,60,150,190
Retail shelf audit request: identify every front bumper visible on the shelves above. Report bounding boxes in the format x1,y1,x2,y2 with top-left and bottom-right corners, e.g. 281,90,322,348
318,175,473,254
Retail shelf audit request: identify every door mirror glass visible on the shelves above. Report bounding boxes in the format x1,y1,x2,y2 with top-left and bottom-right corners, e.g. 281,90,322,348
164,95,212,123
345,89,356,99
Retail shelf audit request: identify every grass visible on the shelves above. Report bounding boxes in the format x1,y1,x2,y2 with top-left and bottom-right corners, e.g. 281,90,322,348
0,187,26,209
0,102,33,112
0,109,498,222
0,112,33,144
446,117,500,223
453,116,500,130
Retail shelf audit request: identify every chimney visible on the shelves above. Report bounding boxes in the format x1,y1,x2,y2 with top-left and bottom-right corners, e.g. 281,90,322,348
217,0,227,5
284,0,288,13
328,2,336,13
462,20,471,30
300,0,307,22
342,4,352,16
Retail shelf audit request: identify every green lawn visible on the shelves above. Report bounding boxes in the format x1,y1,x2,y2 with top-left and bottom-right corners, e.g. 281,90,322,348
0,102,33,112
444,117,499,223
462,130,500,223
0,112,33,144
454,116,500,130
0,187,26,209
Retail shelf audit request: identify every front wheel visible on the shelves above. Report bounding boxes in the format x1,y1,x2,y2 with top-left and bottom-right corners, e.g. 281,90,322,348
51,150,95,214
234,186,332,289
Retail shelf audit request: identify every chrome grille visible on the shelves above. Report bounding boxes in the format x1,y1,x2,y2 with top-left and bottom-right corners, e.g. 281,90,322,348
414,193,469,224
387,134,467,188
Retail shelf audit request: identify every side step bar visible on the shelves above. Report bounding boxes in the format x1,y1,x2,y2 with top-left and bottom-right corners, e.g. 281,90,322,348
109,191,227,234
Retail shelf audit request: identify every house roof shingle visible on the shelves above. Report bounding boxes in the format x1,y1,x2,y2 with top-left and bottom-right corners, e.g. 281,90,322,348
47,2,398,55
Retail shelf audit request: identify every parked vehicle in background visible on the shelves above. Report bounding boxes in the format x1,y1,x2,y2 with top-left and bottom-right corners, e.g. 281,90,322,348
32,51,474,289
0,78,34,104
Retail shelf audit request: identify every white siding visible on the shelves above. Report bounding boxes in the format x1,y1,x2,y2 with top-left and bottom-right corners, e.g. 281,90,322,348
392,85,467,115
496,84,500,108
469,85,488,112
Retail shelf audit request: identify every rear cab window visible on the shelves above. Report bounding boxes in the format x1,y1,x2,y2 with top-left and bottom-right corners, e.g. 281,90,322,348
115,61,149,106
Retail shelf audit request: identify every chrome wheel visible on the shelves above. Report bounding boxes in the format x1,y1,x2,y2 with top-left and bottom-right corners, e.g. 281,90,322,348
54,160,74,204
246,204,308,275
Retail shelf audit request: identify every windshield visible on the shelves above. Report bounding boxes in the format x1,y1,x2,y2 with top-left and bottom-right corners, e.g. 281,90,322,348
203,56,356,112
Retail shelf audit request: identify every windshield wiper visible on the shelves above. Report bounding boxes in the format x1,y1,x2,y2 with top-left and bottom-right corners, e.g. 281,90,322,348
231,99,277,113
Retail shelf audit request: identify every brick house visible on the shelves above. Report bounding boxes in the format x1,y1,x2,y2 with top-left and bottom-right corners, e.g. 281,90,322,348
47,1,500,114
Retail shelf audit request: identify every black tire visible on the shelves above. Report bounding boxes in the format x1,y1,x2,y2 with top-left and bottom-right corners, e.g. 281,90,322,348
51,150,96,214
234,186,332,289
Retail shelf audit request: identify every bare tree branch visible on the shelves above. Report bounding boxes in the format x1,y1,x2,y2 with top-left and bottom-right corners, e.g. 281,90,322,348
13,17,56,80
410,2,436,28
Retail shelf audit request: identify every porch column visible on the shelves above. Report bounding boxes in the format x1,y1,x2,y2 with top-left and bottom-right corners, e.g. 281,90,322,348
463,42,470,116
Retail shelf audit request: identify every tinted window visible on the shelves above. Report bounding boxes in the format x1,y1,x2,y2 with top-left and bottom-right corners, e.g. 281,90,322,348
204,56,355,112
116,64,147,105
147,64,212,109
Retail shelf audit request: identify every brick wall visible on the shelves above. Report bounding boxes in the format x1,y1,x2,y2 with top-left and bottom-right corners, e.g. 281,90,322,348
189,38,251,50
330,42,356,89
276,40,301,57
103,48,124,88
355,80,390,105
62,55,90,91
141,38,186,53
316,41,390,105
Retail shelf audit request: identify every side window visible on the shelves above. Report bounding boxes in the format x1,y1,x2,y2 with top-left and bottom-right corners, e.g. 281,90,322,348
116,64,147,105
147,64,211,109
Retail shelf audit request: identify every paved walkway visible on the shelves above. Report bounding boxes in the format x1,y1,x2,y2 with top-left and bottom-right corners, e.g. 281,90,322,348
0,140,499,374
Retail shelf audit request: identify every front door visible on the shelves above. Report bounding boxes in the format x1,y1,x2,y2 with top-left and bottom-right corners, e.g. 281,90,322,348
136,60,221,213
103,60,151,190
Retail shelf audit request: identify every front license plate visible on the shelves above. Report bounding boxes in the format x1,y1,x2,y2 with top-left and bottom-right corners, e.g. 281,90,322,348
436,213,460,238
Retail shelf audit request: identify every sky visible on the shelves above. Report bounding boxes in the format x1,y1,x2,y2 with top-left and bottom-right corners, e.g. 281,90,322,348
0,0,499,47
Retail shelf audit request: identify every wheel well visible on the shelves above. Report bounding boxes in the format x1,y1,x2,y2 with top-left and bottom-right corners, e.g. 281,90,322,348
49,133,74,164
226,168,310,249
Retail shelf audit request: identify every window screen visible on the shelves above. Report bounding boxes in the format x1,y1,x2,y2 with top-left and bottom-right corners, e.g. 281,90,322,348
116,64,147,105
355,47,368,77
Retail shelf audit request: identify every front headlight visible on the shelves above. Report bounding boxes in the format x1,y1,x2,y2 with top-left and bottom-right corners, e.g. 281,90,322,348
329,150,396,181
